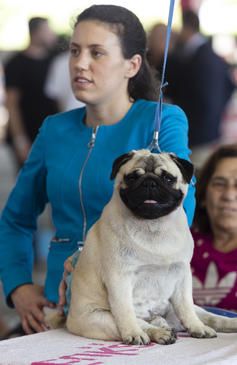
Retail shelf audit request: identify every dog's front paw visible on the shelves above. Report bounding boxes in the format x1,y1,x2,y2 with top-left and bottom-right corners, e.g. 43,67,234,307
188,324,217,338
147,327,177,345
122,330,150,345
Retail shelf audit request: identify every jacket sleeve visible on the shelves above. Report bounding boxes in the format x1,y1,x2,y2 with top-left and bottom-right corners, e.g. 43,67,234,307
0,120,49,306
159,104,196,226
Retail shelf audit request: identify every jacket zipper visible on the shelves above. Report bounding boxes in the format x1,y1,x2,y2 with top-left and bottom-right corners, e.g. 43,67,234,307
78,126,99,243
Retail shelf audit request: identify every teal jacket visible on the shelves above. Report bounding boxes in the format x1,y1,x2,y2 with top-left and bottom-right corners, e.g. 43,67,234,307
0,99,195,305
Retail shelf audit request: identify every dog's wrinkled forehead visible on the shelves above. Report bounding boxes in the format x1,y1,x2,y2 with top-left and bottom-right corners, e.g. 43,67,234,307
123,150,182,179
111,149,194,187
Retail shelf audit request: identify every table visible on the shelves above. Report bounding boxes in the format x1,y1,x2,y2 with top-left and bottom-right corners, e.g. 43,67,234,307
0,329,237,365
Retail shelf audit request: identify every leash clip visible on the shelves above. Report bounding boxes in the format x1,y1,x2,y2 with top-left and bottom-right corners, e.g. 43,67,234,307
148,131,161,153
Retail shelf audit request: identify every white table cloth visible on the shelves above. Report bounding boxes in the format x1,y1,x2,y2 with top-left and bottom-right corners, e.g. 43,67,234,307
0,329,237,365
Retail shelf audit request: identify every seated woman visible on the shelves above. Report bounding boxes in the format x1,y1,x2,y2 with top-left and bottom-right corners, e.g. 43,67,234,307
191,144,237,311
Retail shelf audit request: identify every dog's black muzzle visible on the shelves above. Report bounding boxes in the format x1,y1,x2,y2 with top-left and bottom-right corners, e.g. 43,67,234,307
119,174,184,219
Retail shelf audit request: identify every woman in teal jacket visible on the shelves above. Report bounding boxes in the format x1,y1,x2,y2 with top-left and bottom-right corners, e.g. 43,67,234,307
0,4,195,334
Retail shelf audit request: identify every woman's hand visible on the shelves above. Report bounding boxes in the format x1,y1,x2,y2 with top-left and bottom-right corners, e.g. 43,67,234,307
11,284,55,334
58,255,75,310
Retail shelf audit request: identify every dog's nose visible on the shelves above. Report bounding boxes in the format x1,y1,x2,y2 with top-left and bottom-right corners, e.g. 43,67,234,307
142,179,157,189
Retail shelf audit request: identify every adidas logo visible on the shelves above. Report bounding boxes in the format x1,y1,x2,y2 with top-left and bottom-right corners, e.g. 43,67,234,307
192,261,237,306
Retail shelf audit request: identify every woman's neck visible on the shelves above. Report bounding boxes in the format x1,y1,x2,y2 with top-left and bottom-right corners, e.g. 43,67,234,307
85,97,133,127
212,227,237,253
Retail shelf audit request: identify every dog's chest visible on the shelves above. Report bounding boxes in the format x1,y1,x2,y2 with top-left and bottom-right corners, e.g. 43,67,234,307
131,263,182,320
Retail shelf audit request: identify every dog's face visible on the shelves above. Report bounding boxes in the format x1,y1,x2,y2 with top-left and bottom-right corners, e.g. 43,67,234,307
111,149,194,219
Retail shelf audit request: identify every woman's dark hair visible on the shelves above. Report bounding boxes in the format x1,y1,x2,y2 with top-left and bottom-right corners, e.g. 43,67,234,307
74,5,159,101
194,144,237,233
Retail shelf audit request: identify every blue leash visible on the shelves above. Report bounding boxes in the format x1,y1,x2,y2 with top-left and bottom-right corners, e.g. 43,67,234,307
148,0,176,153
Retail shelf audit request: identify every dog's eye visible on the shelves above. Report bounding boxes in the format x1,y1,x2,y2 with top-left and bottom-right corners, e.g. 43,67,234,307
161,171,176,185
125,172,139,183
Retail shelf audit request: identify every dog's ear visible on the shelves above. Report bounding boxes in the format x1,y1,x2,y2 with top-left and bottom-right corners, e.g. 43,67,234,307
110,152,135,180
170,154,194,183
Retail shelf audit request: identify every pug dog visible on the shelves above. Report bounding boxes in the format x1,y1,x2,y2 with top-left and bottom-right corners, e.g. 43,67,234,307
47,149,237,345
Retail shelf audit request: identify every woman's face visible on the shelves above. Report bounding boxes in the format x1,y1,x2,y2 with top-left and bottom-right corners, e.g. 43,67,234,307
205,157,237,233
69,20,140,106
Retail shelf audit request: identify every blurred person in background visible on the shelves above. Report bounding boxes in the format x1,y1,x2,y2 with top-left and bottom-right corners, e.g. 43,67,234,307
166,10,235,168
0,61,8,141
220,60,237,145
4,17,59,169
45,48,84,111
147,22,178,103
147,23,170,70
191,144,237,311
